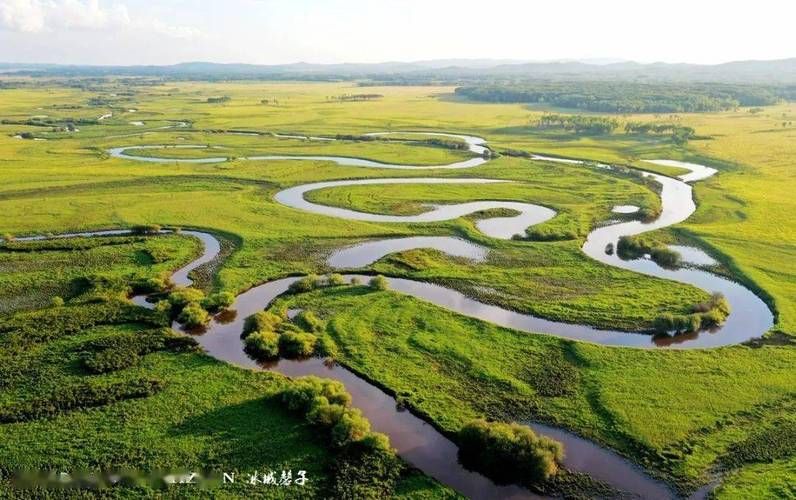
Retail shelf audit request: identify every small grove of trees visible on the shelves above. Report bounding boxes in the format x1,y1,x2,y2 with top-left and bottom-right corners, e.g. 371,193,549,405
206,96,231,103
535,113,619,135
624,122,696,144
329,94,384,102
458,419,564,486
280,376,402,497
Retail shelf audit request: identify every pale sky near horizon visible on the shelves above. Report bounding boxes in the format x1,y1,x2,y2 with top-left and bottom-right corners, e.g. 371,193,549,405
0,0,793,66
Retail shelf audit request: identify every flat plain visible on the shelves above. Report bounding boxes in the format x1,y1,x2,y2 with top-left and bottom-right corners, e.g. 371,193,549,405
0,81,793,499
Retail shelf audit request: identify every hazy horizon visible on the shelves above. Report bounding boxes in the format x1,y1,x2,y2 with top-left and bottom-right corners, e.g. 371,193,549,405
1,0,794,66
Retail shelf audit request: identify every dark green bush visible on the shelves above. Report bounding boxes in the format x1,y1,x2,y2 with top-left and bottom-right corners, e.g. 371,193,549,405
201,292,235,312
329,433,402,499
330,407,371,447
369,275,389,291
458,419,564,486
277,376,399,497
177,302,210,327
168,287,205,309
279,331,318,358
131,276,170,294
130,224,162,235
327,273,346,286
244,330,280,360
650,247,681,267
294,310,325,333
288,274,323,293
243,311,284,335
280,376,351,413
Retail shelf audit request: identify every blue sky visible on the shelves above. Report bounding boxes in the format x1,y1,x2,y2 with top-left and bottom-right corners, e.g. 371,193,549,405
0,0,793,65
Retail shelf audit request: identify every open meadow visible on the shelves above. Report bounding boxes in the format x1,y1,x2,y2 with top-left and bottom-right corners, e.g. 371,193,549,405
0,80,793,499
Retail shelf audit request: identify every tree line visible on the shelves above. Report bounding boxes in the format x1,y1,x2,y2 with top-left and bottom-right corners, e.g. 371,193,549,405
455,81,794,113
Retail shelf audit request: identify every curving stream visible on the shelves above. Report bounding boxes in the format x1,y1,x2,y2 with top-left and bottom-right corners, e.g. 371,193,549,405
30,130,774,498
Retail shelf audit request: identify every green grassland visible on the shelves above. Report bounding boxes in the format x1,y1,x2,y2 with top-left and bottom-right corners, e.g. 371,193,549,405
0,234,200,314
0,80,794,498
270,285,795,494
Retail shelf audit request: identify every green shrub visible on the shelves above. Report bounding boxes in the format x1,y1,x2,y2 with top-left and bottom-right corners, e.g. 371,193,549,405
51,296,65,308
328,273,346,286
316,334,340,358
177,302,210,327
131,224,162,235
243,311,284,335
132,277,170,294
294,310,325,333
369,275,389,291
458,419,563,486
244,330,280,360
280,376,352,413
618,236,681,267
277,377,400,498
154,300,172,313
306,396,347,428
650,247,681,267
330,433,401,499
331,407,372,447
686,314,702,332
201,291,235,312
279,331,318,358
168,287,205,309
288,274,323,293
700,309,726,327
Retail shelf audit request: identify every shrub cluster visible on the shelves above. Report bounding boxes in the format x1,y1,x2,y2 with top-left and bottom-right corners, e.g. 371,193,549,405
177,302,210,328
242,310,324,361
458,419,564,486
288,274,353,294
280,376,401,497
653,293,731,334
368,275,389,291
130,224,162,235
166,287,234,328
617,236,681,267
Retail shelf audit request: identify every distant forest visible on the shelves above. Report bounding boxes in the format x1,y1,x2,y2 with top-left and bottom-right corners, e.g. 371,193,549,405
455,82,796,113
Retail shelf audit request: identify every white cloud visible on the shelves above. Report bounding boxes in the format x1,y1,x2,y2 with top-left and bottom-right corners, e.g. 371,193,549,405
147,18,201,40
0,0,46,33
51,0,129,30
0,0,199,39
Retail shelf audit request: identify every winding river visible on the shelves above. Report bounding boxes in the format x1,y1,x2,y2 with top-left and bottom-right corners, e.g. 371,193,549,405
14,131,774,498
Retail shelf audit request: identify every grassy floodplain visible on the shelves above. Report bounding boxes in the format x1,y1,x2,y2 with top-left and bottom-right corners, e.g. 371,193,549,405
0,80,794,498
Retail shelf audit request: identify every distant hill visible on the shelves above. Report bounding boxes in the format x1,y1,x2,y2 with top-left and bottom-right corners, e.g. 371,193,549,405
0,58,794,84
